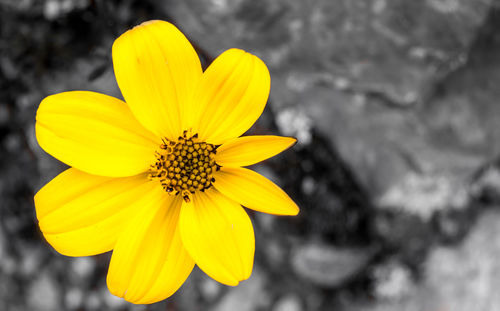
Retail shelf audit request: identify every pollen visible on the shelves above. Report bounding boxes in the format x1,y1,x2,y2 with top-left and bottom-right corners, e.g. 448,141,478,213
149,130,219,202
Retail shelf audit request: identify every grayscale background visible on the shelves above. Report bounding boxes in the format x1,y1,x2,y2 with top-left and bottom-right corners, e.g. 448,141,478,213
1,0,500,310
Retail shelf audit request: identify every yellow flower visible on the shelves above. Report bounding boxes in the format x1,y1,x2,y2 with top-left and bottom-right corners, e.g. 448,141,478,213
34,20,299,304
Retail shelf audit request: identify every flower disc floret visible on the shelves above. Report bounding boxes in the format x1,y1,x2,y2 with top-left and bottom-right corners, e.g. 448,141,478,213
150,130,219,202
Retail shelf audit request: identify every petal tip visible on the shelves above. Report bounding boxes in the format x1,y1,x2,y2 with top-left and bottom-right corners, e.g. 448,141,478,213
106,280,124,300
222,278,240,287
282,199,300,216
275,203,300,216
282,136,298,151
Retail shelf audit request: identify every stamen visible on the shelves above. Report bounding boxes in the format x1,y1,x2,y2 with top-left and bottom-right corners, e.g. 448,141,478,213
149,130,220,202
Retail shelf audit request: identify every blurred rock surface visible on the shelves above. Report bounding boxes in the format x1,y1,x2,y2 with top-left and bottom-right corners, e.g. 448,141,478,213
291,242,373,287
164,0,499,215
349,209,500,311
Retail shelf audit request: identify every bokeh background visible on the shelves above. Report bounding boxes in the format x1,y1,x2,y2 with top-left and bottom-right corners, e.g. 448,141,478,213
2,0,500,310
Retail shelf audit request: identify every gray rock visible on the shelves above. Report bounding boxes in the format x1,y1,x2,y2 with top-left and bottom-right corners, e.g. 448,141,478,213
347,209,500,311
471,165,500,203
291,242,372,287
371,261,415,301
377,172,469,220
423,209,500,311
164,0,491,76
276,108,313,147
164,0,498,222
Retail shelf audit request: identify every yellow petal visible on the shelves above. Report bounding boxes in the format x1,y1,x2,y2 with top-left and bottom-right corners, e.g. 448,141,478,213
188,49,271,145
216,135,296,167
179,188,254,286
107,194,194,304
36,91,158,177
112,20,203,139
214,167,299,216
34,168,154,256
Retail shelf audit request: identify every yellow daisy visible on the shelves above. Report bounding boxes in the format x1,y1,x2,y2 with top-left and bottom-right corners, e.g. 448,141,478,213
34,20,299,304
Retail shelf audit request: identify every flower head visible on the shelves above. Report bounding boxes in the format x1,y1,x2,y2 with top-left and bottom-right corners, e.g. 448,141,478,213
34,20,299,304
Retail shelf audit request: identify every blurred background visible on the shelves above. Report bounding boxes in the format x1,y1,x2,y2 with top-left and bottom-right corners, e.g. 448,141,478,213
2,0,500,310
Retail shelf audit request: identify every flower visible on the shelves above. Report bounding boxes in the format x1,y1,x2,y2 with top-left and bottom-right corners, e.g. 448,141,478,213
34,20,299,304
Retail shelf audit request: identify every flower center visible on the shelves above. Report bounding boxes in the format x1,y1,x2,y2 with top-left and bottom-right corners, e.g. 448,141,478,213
149,130,219,202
